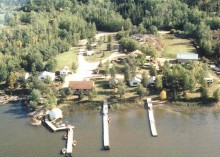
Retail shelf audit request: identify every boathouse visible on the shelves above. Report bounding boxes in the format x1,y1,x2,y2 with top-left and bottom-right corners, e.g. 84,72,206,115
49,108,63,121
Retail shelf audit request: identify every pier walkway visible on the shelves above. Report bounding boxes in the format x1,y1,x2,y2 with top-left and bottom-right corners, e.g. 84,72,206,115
66,127,74,154
44,117,68,132
103,99,110,150
147,98,158,137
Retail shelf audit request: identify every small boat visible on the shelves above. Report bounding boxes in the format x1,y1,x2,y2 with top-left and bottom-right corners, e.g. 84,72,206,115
62,134,67,140
72,140,77,147
61,148,67,154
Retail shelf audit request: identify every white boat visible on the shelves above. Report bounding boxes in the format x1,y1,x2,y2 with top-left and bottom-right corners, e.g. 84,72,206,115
61,148,67,154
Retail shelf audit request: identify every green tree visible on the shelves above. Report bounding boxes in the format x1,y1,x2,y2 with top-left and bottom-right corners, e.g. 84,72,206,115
109,67,116,78
7,72,16,92
213,89,220,102
88,87,97,101
29,89,42,104
79,90,84,100
0,61,8,82
155,76,163,91
123,63,131,83
137,84,147,98
149,65,157,76
149,25,158,35
141,71,148,88
200,86,209,100
117,81,126,99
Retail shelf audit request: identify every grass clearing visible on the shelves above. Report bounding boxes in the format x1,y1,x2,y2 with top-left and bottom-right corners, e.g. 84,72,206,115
162,37,196,58
55,47,78,70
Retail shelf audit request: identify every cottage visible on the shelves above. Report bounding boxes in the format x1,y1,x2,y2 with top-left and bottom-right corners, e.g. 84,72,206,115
60,66,70,77
69,80,94,94
176,53,198,63
129,76,142,87
49,108,63,121
38,71,55,81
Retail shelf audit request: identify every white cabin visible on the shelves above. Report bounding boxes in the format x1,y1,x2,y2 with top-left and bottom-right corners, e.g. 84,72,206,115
38,71,55,81
129,76,142,87
60,66,70,77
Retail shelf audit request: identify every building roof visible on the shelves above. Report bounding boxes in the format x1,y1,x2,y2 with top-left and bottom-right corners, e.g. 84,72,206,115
130,76,142,82
131,49,143,55
69,81,94,90
177,53,198,60
38,71,55,81
49,108,63,120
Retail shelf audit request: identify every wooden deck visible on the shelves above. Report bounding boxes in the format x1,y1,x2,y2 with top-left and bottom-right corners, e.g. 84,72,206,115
147,98,158,137
44,118,68,132
103,99,110,150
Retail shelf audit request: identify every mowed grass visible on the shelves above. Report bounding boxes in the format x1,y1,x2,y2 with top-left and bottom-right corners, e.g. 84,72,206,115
162,37,196,58
55,47,78,70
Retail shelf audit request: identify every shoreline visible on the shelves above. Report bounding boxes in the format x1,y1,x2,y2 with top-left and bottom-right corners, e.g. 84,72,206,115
59,99,220,115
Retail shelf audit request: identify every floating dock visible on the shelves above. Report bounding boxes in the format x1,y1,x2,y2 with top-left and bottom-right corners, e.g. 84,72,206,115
103,99,110,150
147,98,158,137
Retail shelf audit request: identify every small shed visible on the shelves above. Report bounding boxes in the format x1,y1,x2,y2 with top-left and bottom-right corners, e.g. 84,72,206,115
129,76,142,87
177,53,198,63
49,108,63,120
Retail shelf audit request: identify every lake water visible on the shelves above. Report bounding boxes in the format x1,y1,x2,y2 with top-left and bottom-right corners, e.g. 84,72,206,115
1,103,220,157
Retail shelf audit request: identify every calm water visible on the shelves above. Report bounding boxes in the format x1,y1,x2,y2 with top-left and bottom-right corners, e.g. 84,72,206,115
1,103,220,157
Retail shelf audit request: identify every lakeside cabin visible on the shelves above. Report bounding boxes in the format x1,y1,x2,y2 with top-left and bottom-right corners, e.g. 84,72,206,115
129,76,142,87
69,80,94,94
176,53,198,63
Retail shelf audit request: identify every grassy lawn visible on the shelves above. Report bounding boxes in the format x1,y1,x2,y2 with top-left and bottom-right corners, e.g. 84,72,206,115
162,37,196,58
55,47,78,70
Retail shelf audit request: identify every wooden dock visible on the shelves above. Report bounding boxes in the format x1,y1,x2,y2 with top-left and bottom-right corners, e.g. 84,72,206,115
44,116,75,155
103,99,110,150
66,127,74,154
44,117,68,132
147,98,158,137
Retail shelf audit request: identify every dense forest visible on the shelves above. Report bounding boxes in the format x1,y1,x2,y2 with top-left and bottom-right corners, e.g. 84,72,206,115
0,0,220,82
